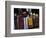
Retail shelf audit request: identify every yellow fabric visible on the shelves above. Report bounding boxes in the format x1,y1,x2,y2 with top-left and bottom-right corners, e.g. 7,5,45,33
28,17,33,26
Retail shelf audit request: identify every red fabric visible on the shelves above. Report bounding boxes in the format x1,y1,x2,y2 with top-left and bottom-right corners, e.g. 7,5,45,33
18,15,24,29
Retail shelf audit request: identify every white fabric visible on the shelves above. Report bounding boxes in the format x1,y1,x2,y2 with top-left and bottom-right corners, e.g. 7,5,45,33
24,16,29,29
